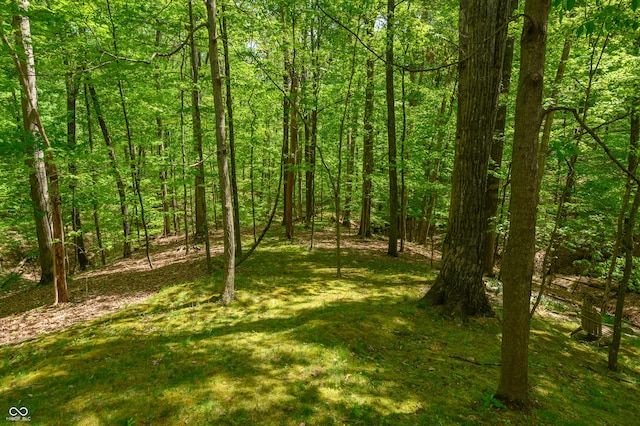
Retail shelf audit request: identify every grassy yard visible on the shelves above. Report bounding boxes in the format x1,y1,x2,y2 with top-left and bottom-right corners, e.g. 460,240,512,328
2,233,640,425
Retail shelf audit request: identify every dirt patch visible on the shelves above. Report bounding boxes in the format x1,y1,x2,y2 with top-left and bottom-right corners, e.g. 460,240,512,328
0,234,216,346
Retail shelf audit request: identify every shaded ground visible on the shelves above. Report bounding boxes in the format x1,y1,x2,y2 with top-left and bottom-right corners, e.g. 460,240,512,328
2,226,639,347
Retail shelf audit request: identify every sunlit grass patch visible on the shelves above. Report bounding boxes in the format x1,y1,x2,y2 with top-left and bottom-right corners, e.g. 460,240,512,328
1,235,640,425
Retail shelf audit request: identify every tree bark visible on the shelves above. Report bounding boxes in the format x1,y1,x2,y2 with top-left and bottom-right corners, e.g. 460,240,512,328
189,0,207,242
496,0,551,408
536,38,572,193
83,83,106,266
88,84,132,258
221,0,242,257
205,0,236,304
482,29,515,276
386,0,399,257
420,0,509,316
608,111,640,371
7,0,69,303
359,21,375,239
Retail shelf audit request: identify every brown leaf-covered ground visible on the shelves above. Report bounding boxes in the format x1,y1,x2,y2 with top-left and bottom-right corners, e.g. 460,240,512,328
2,227,639,347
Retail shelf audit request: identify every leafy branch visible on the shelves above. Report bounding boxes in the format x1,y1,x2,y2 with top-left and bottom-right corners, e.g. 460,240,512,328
546,106,640,185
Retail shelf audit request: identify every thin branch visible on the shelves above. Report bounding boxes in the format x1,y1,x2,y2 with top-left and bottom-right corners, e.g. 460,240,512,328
546,106,640,185
99,22,208,64
317,4,456,74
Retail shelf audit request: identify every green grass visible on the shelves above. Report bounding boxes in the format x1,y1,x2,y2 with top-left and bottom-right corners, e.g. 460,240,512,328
2,236,640,425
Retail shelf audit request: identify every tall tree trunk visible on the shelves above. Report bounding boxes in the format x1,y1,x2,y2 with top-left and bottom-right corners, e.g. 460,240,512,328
205,0,235,304
154,29,172,238
420,0,509,316
482,29,515,276
221,0,242,257
386,0,399,257
189,0,207,242
180,88,190,255
6,0,69,303
608,111,640,371
83,83,106,266
305,26,320,229
359,42,375,239
536,38,572,192
3,11,53,286
88,84,132,258
343,119,357,227
285,72,299,240
66,67,89,271
496,0,551,408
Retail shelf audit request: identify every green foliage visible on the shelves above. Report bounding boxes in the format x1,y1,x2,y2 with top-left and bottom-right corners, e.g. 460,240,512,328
482,392,506,409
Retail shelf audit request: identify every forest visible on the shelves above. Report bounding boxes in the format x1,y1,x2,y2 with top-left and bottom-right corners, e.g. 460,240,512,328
2,0,640,424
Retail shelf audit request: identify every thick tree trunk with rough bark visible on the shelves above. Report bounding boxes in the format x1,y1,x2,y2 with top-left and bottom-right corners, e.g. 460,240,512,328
496,0,551,408
420,0,509,316
205,0,235,305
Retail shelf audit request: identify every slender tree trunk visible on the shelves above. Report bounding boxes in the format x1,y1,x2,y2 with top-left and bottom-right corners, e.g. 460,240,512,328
189,0,207,242
285,72,299,240
496,0,551,408
66,68,89,271
602,122,639,312
359,44,375,239
88,84,132,258
83,83,106,266
221,0,242,257
386,0,399,257
154,29,172,237
482,27,515,276
205,0,235,304
536,38,572,192
180,88,190,255
420,0,509,316
608,111,640,371
343,121,356,227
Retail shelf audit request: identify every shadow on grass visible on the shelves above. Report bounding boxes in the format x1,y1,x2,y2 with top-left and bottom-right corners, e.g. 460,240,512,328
2,242,640,425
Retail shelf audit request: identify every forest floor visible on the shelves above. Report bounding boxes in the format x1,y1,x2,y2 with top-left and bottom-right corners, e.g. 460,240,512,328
3,226,640,346
1,225,640,424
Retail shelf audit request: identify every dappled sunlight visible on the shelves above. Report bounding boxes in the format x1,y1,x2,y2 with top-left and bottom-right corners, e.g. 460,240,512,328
2,236,640,424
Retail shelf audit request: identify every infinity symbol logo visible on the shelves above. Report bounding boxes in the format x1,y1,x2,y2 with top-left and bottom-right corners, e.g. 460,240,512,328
8,406,28,417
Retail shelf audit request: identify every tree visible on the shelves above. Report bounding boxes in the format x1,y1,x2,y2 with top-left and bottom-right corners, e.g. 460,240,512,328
359,20,375,240
190,0,208,243
205,0,235,305
420,0,510,316
3,0,69,303
496,0,552,408
609,111,640,371
386,0,399,257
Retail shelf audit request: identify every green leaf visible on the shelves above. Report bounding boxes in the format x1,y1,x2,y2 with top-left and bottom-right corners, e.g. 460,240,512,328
566,0,576,10
633,0,639,12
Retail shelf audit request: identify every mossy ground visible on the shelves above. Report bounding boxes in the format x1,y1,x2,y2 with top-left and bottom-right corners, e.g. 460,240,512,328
2,231,640,425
